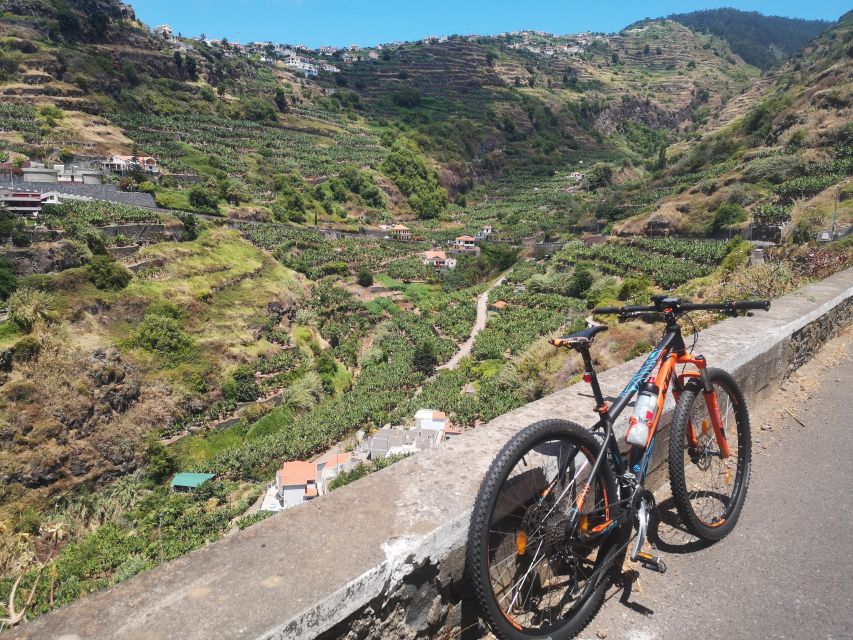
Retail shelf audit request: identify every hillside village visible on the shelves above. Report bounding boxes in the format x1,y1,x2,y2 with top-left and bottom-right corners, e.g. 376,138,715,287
0,0,851,627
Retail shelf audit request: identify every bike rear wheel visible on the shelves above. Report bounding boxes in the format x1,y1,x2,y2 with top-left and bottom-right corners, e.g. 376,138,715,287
467,419,619,640
668,368,752,541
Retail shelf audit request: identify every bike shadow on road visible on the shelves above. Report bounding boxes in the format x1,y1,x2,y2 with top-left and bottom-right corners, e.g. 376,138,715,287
604,495,714,617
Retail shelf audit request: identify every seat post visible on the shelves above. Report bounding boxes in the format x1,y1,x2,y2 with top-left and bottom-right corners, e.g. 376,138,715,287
579,347,606,411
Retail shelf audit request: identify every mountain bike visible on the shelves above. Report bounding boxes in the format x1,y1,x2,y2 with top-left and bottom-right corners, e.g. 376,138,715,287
467,295,770,639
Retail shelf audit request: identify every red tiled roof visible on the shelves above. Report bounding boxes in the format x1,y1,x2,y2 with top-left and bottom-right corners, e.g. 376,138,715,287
277,461,316,487
424,250,446,260
325,452,352,468
456,235,476,242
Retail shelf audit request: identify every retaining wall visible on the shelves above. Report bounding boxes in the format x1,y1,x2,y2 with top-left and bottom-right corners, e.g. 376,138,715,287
6,267,853,640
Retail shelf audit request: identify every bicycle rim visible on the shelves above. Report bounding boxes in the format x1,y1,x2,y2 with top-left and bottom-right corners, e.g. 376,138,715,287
483,434,613,633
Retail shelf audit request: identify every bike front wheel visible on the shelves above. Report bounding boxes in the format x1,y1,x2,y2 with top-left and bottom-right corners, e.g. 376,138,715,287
467,419,619,640
668,368,752,541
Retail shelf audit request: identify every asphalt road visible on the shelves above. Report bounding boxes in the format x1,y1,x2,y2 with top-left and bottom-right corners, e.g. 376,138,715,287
586,325,853,640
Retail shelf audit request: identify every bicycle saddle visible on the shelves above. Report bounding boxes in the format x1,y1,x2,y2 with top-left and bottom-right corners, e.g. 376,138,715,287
549,325,608,349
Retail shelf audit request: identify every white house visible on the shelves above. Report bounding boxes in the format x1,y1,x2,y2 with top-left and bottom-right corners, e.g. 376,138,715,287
422,250,456,271
285,56,318,77
316,452,354,495
100,155,160,176
449,235,480,255
275,461,318,508
387,224,411,241
414,409,449,433
153,24,173,38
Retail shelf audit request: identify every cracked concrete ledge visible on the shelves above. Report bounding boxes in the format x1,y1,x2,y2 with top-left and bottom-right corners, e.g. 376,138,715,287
6,267,853,640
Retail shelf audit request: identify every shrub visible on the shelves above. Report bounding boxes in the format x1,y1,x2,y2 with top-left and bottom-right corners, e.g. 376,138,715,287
413,340,437,376
86,255,132,291
8,287,55,331
0,257,18,301
357,269,374,287
224,366,261,402
567,266,594,298
392,88,421,108
188,186,220,214
585,163,612,189
146,300,184,320
145,439,177,484
713,203,748,232
12,335,40,362
133,315,193,358
177,212,199,241
618,276,652,303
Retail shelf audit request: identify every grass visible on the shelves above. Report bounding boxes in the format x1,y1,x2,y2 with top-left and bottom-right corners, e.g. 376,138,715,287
0,321,23,349
245,406,295,441
171,427,247,469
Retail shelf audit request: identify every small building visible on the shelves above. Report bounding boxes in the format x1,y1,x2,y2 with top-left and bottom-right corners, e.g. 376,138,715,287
490,300,508,312
276,461,318,508
170,472,215,492
100,155,160,177
422,249,456,271
0,188,42,217
449,235,480,255
317,452,354,495
414,409,448,433
153,24,173,38
388,224,411,241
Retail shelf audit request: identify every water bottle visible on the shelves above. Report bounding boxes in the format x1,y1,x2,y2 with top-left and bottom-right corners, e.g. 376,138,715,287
626,381,659,447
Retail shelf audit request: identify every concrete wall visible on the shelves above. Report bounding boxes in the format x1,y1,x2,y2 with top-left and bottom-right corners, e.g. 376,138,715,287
6,267,853,640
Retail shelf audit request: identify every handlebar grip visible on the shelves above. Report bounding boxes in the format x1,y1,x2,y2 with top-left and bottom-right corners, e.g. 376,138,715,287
732,300,771,311
593,306,621,315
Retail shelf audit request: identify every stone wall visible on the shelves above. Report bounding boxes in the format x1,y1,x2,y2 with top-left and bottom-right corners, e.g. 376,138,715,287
6,267,853,640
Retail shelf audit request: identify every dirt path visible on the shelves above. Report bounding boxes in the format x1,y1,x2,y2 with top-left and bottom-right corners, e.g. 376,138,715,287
439,270,511,371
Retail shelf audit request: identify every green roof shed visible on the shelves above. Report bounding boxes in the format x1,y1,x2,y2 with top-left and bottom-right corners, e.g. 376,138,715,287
170,472,216,491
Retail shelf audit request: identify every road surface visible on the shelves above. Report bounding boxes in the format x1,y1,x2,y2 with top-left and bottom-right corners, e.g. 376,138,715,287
440,270,510,371
585,324,853,640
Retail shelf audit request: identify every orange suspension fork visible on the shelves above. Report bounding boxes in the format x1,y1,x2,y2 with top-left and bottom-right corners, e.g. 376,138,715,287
704,389,731,459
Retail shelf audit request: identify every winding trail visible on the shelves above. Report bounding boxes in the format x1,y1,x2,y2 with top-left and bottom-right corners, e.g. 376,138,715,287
439,269,511,371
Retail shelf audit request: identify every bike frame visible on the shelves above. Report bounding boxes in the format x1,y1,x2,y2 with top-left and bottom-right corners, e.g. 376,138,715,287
574,317,730,528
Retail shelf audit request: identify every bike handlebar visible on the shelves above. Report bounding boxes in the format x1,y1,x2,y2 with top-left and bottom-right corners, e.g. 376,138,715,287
593,298,771,316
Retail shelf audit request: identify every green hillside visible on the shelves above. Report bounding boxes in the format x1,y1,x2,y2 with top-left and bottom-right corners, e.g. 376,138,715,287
666,8,832,70
0,1,851,626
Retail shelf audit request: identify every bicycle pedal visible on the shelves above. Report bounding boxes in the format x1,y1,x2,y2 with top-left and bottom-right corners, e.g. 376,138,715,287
636,551,667,574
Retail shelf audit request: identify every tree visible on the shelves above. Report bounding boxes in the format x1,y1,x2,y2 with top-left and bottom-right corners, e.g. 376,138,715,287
567,266,594,298
145,440,177,484
173,51,183,67
0,257,17,301
188,186,219,214
713,203,748,233
485,51,497,67
275,86,289,113
86,255,132,291
357,269,374,288
643,44,650,55
656,145,668,170
586,163,613,189
611,52,620,64
185,56,197,80
413,340,437,377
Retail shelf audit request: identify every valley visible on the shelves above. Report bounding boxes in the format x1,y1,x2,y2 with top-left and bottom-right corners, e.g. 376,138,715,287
0,0,851,627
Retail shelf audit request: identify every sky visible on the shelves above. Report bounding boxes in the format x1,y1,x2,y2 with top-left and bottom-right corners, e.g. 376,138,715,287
126,1,849,48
